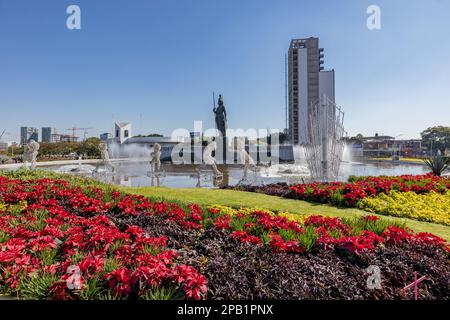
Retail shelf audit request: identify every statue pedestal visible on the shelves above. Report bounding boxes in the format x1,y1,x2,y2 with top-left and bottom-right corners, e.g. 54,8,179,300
214,136,228,164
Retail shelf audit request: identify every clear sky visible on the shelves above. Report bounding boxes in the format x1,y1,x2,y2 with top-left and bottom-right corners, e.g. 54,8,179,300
1,0,449,142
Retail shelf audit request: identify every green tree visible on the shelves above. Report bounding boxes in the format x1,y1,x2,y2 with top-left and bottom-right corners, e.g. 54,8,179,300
78,137,101,157
420,126,450,154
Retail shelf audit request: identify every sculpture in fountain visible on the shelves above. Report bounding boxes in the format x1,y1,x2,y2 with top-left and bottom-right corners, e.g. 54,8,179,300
149,143,162,173
303,94,346,182
23,139,40,169
95,142,114,173
236,137,256,182
203,138,223,177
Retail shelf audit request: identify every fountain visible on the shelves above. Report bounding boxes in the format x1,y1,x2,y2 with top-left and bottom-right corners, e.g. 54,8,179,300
303,95,346,182
94,142,115,173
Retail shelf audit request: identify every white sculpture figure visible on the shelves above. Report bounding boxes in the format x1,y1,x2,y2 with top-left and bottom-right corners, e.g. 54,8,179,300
151,175,161,187
203,138,222,177
23,139,40,169
195,168,201,188
236,137,256,180
95,142,114,173
150,143,162,173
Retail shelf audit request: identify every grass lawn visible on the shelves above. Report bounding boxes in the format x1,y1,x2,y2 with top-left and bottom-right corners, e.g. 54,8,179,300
120,186,450,241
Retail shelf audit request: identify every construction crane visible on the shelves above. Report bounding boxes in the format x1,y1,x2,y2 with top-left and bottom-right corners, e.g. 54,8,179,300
0,130,10,140
66,127,93,142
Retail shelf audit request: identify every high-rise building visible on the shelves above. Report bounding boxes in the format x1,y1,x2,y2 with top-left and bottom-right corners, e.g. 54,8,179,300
20,127,39,145
20,127,28,145
42,127,52,142
287,37,335,145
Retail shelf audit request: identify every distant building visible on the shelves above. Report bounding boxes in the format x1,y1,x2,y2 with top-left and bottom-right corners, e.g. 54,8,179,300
20,127,38,145
319,69,335,103
345,143,364,158
107,122,185,160
59,135,79,143
100,133,113,141
0,142,7,152
115,122,132,144
51,134,78,143
349,134,423,157
42,127,52,142
288,37,335,145
393,139,423,157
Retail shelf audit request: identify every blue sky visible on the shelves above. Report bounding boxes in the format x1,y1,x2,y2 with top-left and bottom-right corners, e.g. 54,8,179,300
0,0,449,141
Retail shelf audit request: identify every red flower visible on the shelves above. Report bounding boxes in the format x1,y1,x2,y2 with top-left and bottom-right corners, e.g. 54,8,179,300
230,231,262,245
104,268,132,296
214,215,231,229
172,265,208,300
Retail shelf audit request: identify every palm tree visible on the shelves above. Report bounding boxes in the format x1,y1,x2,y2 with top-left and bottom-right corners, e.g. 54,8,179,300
422,151,450,176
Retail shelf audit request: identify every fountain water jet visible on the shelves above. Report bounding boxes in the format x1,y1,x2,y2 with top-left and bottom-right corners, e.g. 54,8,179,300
303,95,346,182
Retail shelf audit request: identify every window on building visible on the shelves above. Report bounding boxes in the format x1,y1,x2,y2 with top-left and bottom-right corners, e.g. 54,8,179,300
124,130,129,138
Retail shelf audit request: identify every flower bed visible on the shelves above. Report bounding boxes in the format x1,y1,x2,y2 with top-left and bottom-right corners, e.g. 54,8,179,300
225,174,450,225
0,177,207,300
206,204,448,254
358,190,450,226
289,174,450,206
0,174,449,299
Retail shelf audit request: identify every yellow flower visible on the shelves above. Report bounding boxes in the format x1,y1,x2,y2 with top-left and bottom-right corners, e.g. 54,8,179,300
208,204,310,224
358,190,450,226
208,204,238,216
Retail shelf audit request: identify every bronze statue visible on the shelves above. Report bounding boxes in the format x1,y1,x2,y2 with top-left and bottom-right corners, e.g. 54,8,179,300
213,94,227,137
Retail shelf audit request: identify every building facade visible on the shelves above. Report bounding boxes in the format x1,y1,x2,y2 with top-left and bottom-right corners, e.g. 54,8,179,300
115,122,132,144
20,127,38,145
100,133,113,141
42,127,52,143
346,134,424,158
288,37,335,145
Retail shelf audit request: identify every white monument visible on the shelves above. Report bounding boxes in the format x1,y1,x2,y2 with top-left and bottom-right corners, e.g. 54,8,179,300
23,139,40,169
95,142,114,173
149,143,162,173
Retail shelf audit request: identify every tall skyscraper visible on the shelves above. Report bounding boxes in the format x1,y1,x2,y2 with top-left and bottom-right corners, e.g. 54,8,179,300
42,127,52,142
20,127,28,145
20,127,38,144
287,37,335,145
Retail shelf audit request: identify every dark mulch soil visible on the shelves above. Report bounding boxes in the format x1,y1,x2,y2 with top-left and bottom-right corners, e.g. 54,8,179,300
108,212,450,300
222,183,293,198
